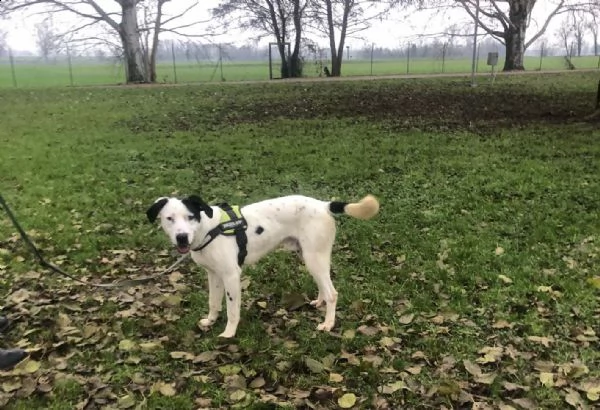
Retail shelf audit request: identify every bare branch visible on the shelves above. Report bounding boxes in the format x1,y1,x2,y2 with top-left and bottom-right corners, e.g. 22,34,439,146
161,1,200,26
456,1,504,38
526,0,566,48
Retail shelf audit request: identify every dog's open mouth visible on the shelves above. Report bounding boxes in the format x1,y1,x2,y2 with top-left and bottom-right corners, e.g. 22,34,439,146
176,246,190,254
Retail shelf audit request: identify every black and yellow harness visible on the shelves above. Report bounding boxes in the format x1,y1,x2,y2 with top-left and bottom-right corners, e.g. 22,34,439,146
192,203,248,266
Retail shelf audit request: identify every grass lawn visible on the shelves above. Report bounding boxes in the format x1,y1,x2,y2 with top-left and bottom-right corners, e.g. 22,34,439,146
0,72,599,409
0,55,598,87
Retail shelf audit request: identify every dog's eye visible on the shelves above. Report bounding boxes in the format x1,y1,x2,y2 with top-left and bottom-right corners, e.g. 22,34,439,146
187,215,195,221
166,216,174,222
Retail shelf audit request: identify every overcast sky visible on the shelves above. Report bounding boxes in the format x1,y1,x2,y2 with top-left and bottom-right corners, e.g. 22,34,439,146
2,0,574,53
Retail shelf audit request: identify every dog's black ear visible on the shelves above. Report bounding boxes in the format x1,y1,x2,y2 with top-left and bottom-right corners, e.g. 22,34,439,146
146,198,168,223
183,195,213,219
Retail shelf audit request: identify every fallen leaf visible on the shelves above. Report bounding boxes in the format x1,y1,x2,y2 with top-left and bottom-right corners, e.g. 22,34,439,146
357,325,379,336
2,380,22,393
477,346,503,364
511,398,537,409
405,365,422,375
398,313,415,324
218,364,242,376
342,329,356,339
8,289,32,304
249,377,265,389
430,315,444,324
338,393,357,408
564,388,585,408
170,351,194,361
118,339,137,351
475,372,497,385
492,319,513,329
378,380,407,395
581,380,600,401
539,372,554,387
463,360,482,377
229,389,246,402
329,373,344,383
379,336,397,348
587,276,600,289
139,342,161,352
304,357,326,373
117,394,136,409
194,350,219,363
502,381,529,392
498,274,512,284
157,382,176,397
495,246,505,256
527,335,554,347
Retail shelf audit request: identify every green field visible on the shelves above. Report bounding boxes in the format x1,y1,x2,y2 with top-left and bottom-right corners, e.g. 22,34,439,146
0,72,599,409
0,55,598,87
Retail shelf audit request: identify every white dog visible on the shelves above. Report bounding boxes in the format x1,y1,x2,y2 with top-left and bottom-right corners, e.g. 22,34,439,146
146,194,379,338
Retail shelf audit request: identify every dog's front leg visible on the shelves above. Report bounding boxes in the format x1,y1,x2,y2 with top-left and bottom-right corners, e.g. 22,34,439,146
218,267,242,338
199,271,224,327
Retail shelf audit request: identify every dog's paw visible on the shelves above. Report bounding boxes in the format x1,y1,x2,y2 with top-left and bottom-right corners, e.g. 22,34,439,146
310,299,325,308
198,318,215,327
316,322,334,332
218,330,236,338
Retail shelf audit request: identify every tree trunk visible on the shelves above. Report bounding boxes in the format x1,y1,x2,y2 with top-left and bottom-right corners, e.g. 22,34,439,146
324,0,340,76
596,79,600,110
289,0,303,77
149,1,165,83
503,0,528,71
265,0,289,78
332,1,351,77
119,0,147,83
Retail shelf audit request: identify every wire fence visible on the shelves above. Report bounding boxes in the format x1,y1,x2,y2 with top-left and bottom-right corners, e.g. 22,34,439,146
1,47,599,88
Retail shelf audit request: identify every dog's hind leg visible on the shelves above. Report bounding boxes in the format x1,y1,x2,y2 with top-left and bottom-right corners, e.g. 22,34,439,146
218,267,242,338
303,251,338,332
199,271,224,327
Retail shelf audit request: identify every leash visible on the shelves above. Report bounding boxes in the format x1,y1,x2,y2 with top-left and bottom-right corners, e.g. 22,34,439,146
0,194,189,289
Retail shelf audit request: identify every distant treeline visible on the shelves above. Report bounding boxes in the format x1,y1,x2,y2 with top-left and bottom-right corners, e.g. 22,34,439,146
6,37,581,63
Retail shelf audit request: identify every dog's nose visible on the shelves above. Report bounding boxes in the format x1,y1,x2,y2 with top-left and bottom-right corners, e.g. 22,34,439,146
176,234,189,247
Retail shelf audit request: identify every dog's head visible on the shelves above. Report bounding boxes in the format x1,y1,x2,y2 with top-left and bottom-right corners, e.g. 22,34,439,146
146,195,213,254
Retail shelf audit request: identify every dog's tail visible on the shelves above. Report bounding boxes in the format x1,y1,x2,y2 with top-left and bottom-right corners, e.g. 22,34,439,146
329,195,379,220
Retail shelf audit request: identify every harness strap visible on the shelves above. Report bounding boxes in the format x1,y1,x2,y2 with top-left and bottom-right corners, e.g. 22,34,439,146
220,204,248,266
192,203,248,266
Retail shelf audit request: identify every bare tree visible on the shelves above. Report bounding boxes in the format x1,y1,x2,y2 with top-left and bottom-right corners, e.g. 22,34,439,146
587,7,599,56
0,29,7,58
570,10,586,56
35,18,63,62
0,1,208,83
452,0,576,71
308,0,394,77
212,0,309,78
557,14,574,57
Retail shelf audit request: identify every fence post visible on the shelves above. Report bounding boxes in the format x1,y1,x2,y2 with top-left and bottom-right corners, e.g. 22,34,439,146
67,46,74,86
442,42,447,73
370,43,374,76
171,43,178,84
406,43,410,75
470,0,480,87
539,43,544,70
9,48,17,88
219,44,224,81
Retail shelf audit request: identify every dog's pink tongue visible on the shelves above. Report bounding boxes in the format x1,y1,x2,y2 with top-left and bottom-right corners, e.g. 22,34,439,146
177,246,190,254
